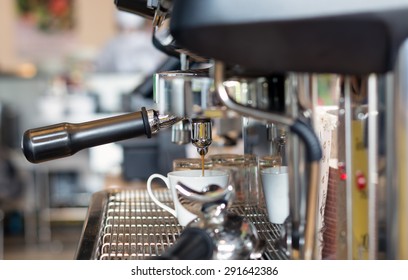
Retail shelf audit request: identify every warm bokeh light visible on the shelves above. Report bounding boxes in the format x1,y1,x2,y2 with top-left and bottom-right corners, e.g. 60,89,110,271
15,62,37,78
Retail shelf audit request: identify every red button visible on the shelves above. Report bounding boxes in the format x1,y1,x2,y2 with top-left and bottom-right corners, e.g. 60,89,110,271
338,162,347,181
355,171,366,191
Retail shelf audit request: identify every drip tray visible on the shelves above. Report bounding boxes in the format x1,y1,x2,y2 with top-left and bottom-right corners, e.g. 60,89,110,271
76,188,288,260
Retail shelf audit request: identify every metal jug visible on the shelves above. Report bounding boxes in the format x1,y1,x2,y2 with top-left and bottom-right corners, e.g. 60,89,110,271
173,182,265,260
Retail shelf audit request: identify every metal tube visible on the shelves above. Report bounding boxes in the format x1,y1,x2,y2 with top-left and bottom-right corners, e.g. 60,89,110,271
286,77,301,258
297,73,313,112
214,61,294,127
344,76,354,260
367,74,378,260
385,73,397,259
304,162,320,260
297,73,320,260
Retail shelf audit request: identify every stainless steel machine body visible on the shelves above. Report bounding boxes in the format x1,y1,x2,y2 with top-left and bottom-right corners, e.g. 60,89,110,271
21,0,408,260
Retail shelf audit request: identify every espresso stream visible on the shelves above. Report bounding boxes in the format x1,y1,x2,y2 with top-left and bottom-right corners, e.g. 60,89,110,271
201,154,205,176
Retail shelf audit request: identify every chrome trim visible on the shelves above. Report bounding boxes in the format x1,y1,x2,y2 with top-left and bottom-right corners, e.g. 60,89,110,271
344,76,353,260
367,74,378,259
214,61,294,127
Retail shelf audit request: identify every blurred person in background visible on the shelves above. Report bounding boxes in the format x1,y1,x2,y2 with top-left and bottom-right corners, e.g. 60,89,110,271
94,11,167,75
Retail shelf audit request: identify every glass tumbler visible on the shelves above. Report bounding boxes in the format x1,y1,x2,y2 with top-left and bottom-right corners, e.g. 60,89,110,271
258,155,282,171
208,154,259,204
172,158,213,171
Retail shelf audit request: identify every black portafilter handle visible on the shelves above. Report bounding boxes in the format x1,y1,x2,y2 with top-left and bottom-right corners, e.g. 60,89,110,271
153,227,214,260
22,107,155,164
114,0,155,19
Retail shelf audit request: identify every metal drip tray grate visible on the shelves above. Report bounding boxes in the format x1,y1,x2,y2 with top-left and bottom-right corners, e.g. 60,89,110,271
76,188,288,260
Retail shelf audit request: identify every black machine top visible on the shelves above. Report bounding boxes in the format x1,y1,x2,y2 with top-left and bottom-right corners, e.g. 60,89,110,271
170,0,408,75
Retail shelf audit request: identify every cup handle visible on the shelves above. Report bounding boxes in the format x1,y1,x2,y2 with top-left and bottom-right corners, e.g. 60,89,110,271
147,173,177,217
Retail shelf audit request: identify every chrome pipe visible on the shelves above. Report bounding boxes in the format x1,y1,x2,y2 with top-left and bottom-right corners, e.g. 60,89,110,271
344,76,354,260
367,74,378,260
286,79,302,258
214,62,294,127
385,73,397,259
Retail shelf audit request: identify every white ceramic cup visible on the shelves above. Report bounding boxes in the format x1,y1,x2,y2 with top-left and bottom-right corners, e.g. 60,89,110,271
260,166,289,224
147,169,229,226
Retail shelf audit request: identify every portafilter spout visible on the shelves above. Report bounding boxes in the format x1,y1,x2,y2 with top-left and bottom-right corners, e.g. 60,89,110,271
191,118,212,156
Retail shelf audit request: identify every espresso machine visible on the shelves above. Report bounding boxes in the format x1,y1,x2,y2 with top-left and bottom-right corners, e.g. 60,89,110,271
21,0,408,260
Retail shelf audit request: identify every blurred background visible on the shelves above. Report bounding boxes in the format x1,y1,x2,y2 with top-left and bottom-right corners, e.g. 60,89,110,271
0,0,171,259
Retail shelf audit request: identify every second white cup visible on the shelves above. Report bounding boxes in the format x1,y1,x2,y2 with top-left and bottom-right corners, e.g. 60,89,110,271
260,166,289,224
147,169,229,226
